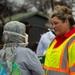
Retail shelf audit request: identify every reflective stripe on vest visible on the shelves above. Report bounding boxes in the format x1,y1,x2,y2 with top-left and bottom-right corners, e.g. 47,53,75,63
62,36,75,70
46,70,69,75
70,64,75,72
44,34,75,75
70,63,75,75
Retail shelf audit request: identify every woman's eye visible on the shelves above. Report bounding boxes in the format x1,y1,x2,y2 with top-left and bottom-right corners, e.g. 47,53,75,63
54,22,58,25
52,22,58,26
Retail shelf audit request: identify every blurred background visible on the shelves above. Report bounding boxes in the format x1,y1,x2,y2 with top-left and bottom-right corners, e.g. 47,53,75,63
0,0,75,51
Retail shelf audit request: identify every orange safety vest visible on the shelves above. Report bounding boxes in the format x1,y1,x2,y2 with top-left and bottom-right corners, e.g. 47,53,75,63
44,33,75,75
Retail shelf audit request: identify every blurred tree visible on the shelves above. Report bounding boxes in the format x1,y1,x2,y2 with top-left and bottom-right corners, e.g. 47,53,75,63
0,0,14,48
0,0,13,25
25,0,72,14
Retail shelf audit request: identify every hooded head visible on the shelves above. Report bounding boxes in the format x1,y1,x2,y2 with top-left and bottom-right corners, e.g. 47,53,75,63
3,21,28,46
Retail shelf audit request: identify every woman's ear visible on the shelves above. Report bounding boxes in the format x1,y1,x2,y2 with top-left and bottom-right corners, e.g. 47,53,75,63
65,19,70,26
65,19,69,23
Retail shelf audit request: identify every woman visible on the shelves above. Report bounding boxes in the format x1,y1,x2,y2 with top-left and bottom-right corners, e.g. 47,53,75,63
0,21,44,75
44,5,75,75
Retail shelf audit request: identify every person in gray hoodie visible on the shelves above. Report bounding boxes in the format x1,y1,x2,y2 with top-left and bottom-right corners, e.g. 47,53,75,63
0,21,44,75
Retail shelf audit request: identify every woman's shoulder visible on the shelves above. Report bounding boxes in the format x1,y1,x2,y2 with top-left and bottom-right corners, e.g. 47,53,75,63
16,46,35,55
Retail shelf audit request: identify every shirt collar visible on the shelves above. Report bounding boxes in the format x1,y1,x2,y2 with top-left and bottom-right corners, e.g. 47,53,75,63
56,27,75,40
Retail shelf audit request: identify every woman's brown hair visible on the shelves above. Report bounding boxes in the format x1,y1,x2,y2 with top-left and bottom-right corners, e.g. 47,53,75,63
49,5,75,27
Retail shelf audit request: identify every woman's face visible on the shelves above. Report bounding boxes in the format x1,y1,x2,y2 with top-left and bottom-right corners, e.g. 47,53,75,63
51,16,70,36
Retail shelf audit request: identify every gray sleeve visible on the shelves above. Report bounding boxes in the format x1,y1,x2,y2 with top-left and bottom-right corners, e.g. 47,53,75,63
25,49,44,75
